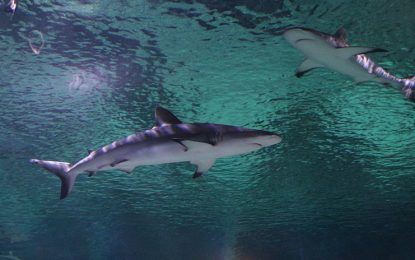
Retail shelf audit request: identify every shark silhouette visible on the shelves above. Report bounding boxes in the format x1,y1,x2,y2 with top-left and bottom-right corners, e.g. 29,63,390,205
31,107,282,199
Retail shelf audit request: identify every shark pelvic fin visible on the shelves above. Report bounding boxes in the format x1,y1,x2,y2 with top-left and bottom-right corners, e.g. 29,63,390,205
191,158,215,178
155,106,182,127
335,46,388,59
87,149,94,155
296,59,323,78
87,171,96,177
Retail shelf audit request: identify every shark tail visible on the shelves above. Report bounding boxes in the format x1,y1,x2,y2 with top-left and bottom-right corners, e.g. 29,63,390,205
30,159,76,199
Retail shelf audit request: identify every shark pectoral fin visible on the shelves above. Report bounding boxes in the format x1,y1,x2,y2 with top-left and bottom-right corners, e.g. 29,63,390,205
335,47,388,58
173,139,188,151
110,159,128,167
296,59,323,78
181,140,215,151
191,159,216,178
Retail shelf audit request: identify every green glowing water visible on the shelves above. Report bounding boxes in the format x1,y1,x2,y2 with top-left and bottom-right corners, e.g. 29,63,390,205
1,0,414,259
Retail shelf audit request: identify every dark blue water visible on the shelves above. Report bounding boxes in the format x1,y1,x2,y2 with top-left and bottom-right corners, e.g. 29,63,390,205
1,0,415,259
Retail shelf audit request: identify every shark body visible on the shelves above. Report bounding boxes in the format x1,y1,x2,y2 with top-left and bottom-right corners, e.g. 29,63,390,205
283,27,415,99
31,107,282,199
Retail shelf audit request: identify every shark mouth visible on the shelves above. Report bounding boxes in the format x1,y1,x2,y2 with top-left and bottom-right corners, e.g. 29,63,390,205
250,143,263,147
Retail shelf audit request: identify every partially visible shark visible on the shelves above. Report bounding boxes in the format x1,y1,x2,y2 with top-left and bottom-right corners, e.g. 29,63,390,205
283,27,415,99
30,107,282,199
4,0,17,15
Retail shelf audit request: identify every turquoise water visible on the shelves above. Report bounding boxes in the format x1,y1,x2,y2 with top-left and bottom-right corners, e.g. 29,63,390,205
1,0,415,259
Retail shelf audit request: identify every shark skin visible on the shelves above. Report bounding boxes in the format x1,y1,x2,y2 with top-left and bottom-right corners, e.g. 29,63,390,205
30,107,282,199
283,27,415,100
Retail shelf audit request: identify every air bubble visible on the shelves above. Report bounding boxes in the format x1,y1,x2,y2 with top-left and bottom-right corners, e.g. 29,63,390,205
27,30,44,55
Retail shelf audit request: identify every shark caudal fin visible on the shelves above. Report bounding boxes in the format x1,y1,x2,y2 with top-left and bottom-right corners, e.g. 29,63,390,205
30,159,76,199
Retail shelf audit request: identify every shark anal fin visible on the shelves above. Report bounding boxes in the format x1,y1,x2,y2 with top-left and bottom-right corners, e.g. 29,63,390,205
336,46,388,59
191,158,216,178
87,171,96,177
296,59,323,78
110,159,128,167
193,171,203,178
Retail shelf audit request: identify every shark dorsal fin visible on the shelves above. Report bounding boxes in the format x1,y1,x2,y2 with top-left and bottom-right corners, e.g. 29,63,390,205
155,106,182,127
334,27,347,42
403,75,415,80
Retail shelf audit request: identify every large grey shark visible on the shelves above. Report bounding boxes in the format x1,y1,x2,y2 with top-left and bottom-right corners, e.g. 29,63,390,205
283,27,415,99
30,107,282,199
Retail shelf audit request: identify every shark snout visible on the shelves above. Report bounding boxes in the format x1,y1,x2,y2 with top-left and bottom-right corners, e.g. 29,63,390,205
283,28,314,44
248,133,282,147
263,134,282,146
30,159,40,164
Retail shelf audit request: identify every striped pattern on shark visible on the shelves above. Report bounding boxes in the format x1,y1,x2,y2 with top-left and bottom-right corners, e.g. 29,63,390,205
30,107,282,199
283,27,415,100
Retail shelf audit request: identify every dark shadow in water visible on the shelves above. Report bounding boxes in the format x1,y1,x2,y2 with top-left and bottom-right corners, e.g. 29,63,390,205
0,1,177,130
150,0,290,32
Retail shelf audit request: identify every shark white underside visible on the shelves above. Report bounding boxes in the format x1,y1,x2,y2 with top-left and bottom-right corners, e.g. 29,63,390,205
295,39,385,83
283,27,415,99
30,107,281,199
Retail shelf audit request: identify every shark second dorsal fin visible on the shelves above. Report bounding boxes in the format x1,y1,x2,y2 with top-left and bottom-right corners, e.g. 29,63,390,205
334,27,347,43
155,106,182,127
403,75,415,80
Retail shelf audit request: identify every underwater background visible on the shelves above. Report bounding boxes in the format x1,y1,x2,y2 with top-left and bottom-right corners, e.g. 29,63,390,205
1,0,415,259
